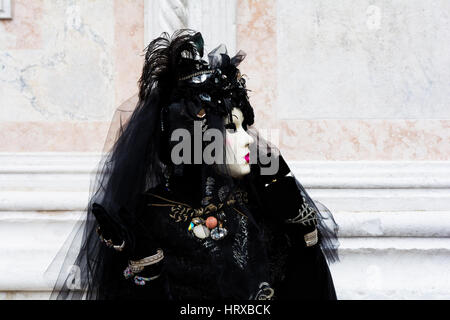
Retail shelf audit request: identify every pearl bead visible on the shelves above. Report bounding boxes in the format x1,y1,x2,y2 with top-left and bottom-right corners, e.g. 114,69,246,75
193,225,210,239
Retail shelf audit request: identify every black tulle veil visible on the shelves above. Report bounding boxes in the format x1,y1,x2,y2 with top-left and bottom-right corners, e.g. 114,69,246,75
44,29,339,300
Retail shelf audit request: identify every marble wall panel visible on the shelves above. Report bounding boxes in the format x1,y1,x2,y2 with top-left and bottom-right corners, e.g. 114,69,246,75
0,0,145,152
0,0,448,160
236,0,450,160
277,0,450,119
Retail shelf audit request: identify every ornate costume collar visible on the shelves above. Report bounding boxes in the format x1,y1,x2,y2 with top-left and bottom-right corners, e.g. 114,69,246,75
145,189,248,223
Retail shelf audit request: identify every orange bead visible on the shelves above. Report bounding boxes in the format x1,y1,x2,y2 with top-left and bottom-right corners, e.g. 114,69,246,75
205,216,218,229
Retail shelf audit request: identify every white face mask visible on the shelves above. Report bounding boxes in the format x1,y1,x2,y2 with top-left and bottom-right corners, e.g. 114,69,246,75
224,108,254,178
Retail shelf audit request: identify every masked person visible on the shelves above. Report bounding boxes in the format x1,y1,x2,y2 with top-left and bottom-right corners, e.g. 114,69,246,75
45,29,340,300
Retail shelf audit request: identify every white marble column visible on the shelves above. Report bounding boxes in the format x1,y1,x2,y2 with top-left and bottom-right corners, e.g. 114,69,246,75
144,0,237,55
0,0,12,19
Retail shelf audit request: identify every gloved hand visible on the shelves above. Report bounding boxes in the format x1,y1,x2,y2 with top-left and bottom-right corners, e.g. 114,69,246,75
92,202,127,252
91,197,164,285
263,175,319,248
92,198,161,257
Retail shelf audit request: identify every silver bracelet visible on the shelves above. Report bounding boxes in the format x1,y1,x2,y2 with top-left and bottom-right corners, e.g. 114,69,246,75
124,249,164,279
304,228,318,247
128,249,164,273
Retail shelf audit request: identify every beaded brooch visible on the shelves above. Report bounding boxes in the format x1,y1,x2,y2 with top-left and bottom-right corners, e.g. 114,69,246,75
147,190,248,241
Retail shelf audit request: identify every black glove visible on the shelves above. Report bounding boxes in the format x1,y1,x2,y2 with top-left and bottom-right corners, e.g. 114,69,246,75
264,175,319,248
92,195,161,256
91,198,165,287
92,202,127,252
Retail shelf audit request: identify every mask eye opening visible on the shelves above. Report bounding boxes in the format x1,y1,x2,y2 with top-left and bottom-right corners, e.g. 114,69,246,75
224,123,237,133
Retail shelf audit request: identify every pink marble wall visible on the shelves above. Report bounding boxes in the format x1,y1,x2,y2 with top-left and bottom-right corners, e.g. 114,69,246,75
0,121,110,152
0,0,145,153
237,0,278,129
114,0,145,107
1,0,43,50
236,0,450,161
1,0,448,160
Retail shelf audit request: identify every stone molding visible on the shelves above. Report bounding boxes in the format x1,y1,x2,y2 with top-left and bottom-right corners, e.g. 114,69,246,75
1,153,449,299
